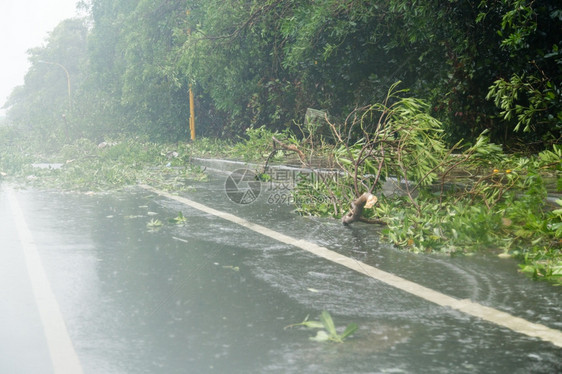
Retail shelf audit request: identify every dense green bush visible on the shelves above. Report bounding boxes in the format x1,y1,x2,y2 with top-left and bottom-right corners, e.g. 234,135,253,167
3,1,560,147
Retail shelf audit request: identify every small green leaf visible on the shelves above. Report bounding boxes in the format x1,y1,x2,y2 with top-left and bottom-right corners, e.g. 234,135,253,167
341,323,358,340
320,311,337,336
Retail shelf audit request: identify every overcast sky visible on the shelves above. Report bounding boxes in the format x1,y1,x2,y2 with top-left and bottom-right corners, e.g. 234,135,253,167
0,0,79,115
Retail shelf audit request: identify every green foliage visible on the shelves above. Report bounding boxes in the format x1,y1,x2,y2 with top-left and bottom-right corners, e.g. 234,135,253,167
293,87,561,284
480,1,562,147
3,0,561,146
381,144,562,285
147,218,163,232
285,311,358,343
169,211,187,225
294,83,454,218
3,18,89,140
372,96,447,189
230,126,283,161
1,0,560,288
487,73,561,138
0,136,207,192
178,0,300,135
0,127,36,177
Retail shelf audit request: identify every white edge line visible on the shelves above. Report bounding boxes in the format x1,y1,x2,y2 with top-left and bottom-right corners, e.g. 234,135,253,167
7,189,84,374
141,184,562,348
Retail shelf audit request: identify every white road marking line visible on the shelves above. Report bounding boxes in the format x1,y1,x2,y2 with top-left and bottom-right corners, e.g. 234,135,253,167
141,185,562,348
7,189,84,374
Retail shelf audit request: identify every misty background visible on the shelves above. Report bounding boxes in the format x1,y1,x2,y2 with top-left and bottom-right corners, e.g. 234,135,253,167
1,0,79,117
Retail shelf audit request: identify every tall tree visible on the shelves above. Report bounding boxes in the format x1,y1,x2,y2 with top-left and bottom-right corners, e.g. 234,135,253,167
5,0,560,147
4,18,88,144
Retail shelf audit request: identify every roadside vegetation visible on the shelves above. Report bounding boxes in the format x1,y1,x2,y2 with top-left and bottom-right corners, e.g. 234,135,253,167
0,128,208,192
1,105,560,284
286,85,562,285
0,1,560,284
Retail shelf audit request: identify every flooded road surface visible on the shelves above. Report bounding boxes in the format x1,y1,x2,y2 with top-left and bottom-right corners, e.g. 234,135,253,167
1,175,561,373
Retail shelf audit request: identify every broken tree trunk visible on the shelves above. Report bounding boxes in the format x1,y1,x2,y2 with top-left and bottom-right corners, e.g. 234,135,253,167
341,193,386,225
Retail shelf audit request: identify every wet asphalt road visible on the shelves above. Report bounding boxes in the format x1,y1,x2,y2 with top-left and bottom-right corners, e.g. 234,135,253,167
1,181,561,373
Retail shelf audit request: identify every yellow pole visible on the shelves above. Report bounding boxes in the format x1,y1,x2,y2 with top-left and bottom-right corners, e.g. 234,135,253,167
189,84,195,140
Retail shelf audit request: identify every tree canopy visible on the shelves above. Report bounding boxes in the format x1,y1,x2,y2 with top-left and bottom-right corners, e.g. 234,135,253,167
3,0,561,149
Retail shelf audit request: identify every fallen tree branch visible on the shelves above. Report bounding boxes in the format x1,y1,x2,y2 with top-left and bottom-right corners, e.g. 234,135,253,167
341,192,386,225
271,136,307,165
261,136,308,175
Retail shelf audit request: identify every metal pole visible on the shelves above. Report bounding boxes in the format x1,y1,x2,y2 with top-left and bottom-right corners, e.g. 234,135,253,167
38,60,71,115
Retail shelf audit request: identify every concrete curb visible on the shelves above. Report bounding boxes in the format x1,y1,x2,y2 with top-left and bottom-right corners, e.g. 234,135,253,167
190,157,403,196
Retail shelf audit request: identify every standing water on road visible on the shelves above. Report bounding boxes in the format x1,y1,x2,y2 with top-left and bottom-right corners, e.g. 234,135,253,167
1,176,560,373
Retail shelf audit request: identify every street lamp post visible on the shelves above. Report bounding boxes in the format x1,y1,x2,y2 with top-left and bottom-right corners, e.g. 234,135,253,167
38,60,71,115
